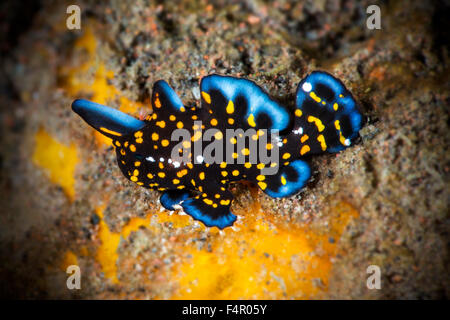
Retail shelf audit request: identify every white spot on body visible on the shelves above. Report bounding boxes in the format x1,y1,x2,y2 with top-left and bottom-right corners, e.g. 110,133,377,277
173,161,181,168
196,155,204,163
302,82,312,92
146,156,155,162
344,139,351,146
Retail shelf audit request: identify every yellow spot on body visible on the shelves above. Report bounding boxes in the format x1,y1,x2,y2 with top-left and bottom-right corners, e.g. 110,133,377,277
173,179,180,185
180,107,186,112
152,133,159,141
215,194,221,199
100,127,122,136
300,145,310,155
130,176,138,182
161,139,170,147
266,143,273,150
32,129,78,201
258,182,267,190
177,169,188,178
295,109,302,117
192,115,198,120
115,141,121,147
301,135,309,143
226,100,235,114
256,175,265,181
339,94,344,98
147,173,154,179
134,161,141,167
170,115,176,121
241,148,250,156
232,170,239,176
333,103,338,111
133,169,139,176
281,176,287,185
202,91,211,104
230,137,237,144
232,153,238,159
129,144,136,152
228,118,234,125
154,97,161,108
220,162,227,168
159,162,164,169
257,163,265,170
282,153,291,159
244,162,252,169
220,199,230,205
335,120,348,146
203,198,213,205
307,116,325,132
134,131,143,138
309,91,321,103
192,131,202,142
214,131,223,140
247,114,256,127
199,172,205,180
177,121,184,129
211,118,218,126
182,141,191,149
187,163,194,169
317,134,327,151
158,172,166,178
221,171,228,177
120,149,126,155
156,120,166,128
124,141,129,147
333,120,340,131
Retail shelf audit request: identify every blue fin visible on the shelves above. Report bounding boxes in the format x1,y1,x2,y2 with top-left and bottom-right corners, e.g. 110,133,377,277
181,197,236,229
72,99,145,138
151,80,187,116
179,187,236,229
160,190,191,211
200,74,290,131
258,160,311,198
295,71,363,154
